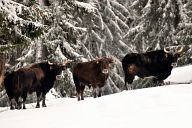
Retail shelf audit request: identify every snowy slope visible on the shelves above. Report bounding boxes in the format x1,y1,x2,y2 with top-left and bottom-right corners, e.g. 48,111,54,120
0,84,192,128
165,65,192,83
0,65,192,128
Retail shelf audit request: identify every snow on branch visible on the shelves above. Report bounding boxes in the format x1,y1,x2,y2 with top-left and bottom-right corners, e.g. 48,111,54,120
117,18,129,30
91,30,104,43
62,41,82,58
123,25,144,39
96,9,104,30
130,0,140,8
110,20,122,34
16,44,35,62
64,21,87,32
74,1,96,13
81,43,94,60
177,0,191,23
0,0,25,23
54,45,68,62
142,0,152,15
0,0,44,27
104,7,116,20
178,23,192,29
113,9,127,21
104,24,113,41
118,40,130,52
110,1,129,15
0,44,16,52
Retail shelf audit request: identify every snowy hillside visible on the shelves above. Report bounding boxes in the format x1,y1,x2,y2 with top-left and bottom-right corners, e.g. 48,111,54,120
165,65,192,84
0,65,192,128
0,84,192,128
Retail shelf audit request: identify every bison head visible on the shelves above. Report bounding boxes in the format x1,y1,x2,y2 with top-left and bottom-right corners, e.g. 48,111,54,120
164,46,184,67
96,57,113,74
47,60,68,79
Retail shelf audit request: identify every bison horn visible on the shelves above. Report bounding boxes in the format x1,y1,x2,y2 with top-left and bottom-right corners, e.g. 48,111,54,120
177,46,184,53
164,47,170,53
48,61,53,65
96,56,99,64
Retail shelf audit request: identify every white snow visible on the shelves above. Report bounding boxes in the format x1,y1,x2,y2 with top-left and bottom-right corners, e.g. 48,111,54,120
0,0,25,23
65,21,87,32
75,1,96,13
165,65,192,83
0,65,192,128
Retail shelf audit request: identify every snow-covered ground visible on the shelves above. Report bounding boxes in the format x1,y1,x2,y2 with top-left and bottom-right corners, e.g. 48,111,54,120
0,65,192,128
165,65,192,83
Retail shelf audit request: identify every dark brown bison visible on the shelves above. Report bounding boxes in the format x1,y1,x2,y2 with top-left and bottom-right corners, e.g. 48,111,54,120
3,61,67,110
72,57,113,101
122,46,184,90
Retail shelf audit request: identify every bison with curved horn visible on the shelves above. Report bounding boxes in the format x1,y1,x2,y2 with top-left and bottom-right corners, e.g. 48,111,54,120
3,60,68,110
72,57,113,101
122,46,184,90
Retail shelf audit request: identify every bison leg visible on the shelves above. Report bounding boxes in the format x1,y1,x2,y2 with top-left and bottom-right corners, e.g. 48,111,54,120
124,73,135,90
77,93,81,101
73,75,81,101
21,93,27,109
98,87,102,97
42,94,46,107
10,99,15,110
93,87,97,98
80,84,85,100
15,97,22,109
126,74,135,90
76,83,85,101
36,92,41,108
76,86,81,101
76,85,85,101
124,75,128,90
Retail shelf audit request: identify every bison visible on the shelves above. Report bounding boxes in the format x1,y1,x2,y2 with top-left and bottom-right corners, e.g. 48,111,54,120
122,46,184,90
4,68,38,109
3,61,67,110
72,57,113,101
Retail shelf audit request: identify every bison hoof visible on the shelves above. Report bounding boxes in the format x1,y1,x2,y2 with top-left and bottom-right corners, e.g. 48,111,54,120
36,105,40,108
10,107,14,110
42,104,47,107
